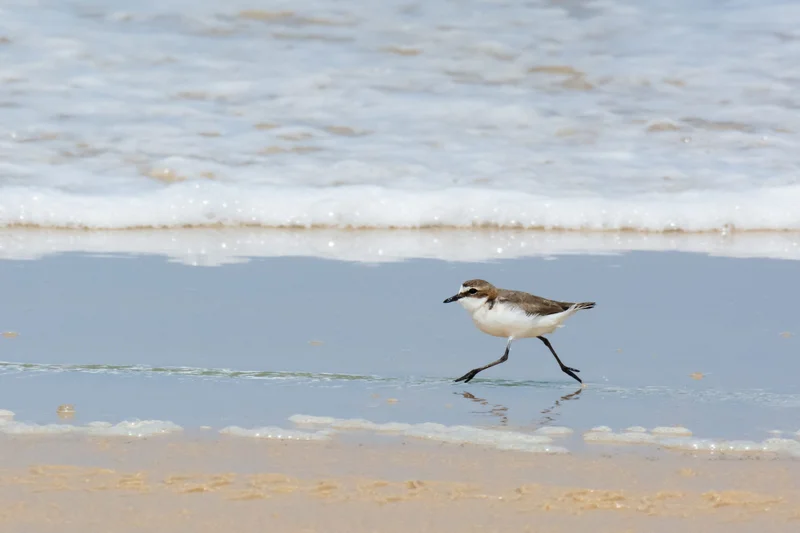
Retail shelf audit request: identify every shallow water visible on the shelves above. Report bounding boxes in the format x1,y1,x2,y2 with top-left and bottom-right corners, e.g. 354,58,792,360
1,240,798,449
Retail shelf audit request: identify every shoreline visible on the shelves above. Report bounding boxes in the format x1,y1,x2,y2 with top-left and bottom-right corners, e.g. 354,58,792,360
0,435,798,532
2,410,799,461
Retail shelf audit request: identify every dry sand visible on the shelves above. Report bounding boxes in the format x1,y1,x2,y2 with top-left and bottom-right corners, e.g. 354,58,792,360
0,435,798,532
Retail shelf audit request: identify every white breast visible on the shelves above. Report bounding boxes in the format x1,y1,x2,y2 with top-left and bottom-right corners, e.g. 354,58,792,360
460,299,571,339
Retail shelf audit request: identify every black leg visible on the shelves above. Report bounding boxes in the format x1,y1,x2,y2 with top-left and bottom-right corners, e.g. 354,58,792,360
454,344,510,383
537,336,582,384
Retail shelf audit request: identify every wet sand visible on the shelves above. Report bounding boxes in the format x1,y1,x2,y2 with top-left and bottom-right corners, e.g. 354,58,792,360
1,435,798,532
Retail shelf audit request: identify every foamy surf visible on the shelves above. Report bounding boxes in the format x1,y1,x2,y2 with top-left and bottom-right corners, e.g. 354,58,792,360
288,414,568,454
583,426,800,457
221,416,800,458
2,1,800,235
220,426,333,441
0,417,183,437
2,407,799,458
2,183,800,233
2,229,800,267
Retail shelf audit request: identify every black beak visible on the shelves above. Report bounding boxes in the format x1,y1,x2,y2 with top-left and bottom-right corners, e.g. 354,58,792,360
443,294,462,304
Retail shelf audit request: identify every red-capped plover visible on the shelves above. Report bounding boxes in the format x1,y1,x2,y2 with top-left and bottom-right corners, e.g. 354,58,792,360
443,279,595,384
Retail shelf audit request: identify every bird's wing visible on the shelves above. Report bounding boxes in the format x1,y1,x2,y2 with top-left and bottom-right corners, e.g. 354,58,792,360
496,290,573,316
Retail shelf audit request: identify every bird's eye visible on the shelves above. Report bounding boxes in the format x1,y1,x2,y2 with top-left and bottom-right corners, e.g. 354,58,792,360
468,288,478,294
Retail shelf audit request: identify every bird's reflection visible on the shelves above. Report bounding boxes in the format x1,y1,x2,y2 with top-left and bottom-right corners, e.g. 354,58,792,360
535,387,583,426
458,386,583,427
459,391,509,425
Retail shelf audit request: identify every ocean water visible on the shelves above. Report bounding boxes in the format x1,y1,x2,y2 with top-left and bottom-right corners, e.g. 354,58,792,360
2,0,800,231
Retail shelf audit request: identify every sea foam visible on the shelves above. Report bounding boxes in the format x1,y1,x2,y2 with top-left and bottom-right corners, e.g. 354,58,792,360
583,426,800,457
1,0,800,234
2,183,800,233
220,425,333,441
2,229,799,267
289,414,567,453
0,418,183,437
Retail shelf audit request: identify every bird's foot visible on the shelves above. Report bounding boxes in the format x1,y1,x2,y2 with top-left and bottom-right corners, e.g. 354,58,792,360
454,369,480,383
559,365,582,384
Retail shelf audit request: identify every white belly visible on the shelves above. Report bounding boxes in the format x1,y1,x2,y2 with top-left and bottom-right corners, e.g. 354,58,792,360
470,303,571,339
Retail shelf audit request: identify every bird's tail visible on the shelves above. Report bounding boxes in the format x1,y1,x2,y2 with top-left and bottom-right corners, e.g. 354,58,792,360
574,301,595,311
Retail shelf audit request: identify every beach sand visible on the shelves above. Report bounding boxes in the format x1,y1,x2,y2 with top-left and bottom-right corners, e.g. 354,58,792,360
1,434,798,532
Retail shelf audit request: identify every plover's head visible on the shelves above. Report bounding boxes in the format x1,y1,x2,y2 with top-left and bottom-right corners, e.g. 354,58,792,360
443,279,497,307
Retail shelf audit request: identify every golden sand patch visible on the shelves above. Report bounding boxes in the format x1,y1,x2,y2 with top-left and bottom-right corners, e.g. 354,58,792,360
324,125,370,137
560,75,594,91
238,10,354,26
277,132,314,141
648,121,682,133
0,438,798,531
528,65,584,76
382,46,423,56
143,168,186,183
702,490,783,510
238,10,294,22
272,32,353,43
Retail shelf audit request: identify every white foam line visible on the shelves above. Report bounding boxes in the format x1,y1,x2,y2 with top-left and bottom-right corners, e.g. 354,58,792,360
0,418,183,437
288,414,568,454
533,426,574,436
583,426,800,457
220,426,333,441
1,229,800,266
3,184,800,233
651,426,693,436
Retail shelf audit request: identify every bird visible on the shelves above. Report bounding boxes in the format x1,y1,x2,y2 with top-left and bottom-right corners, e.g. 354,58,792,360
442,279,595,384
